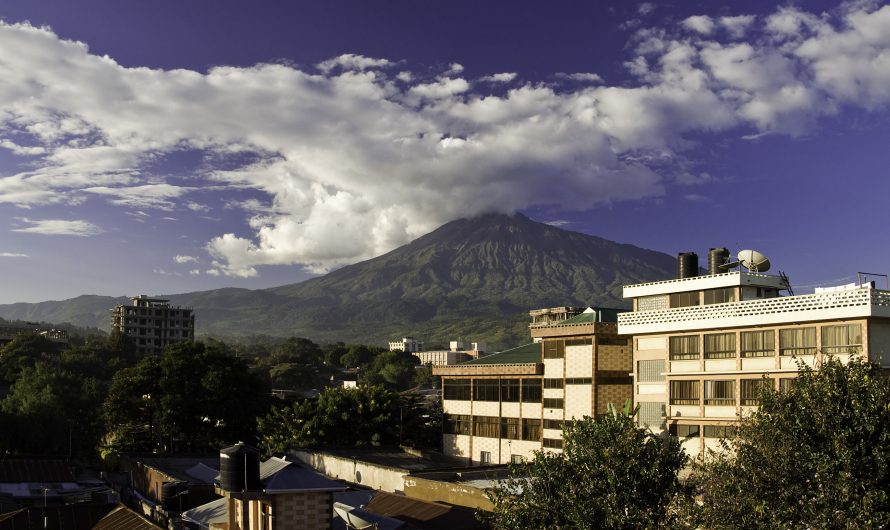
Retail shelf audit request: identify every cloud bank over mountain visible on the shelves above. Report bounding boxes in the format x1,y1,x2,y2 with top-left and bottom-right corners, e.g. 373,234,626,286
0,3,888,277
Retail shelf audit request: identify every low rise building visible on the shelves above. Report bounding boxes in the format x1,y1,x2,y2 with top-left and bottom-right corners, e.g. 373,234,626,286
415,340,488,366
388,337,423,353
112,295,194,355
619,250,890,459
433,307,632,464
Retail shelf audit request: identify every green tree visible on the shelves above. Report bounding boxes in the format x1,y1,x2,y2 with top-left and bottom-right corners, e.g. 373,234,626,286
0,334,62,383
104,341,271,454
258,385,400,452
687,358,890,529
485,408,686,529
361,350,420,391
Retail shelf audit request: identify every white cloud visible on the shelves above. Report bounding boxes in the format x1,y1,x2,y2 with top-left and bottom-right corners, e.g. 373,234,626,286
189,269,201,276
638,2,656,16
720,15,756,39
545,220,571,227
0,139,45,156
0,252,28,257
0,4,888,276
11,218,103,237
174,255,199,264
555,72,604,83
480,72,517,83
317,53,392,73
85,184,191,209
683,15,716,34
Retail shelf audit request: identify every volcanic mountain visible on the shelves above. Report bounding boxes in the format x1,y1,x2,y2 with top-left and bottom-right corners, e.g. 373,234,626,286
0,213,676,348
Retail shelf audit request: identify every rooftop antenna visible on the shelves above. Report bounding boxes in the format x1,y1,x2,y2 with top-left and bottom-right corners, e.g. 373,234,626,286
858,272,889,290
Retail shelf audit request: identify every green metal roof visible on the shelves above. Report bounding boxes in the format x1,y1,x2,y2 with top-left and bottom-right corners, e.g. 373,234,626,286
462,342,542,365
556,307,625,325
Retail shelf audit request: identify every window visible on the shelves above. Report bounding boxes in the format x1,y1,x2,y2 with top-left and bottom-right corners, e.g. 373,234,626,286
473,379,500,401
473,416,499,438
741,330,775,358
543,398,564,409
500,417,521,440
510,455,524,464
521,419,542,441
443,414,471,435
521,379,542,403
703,425,737,438
544,378,564,389
565,377,593,385
543,340,565,359
670,291,700,308
637,294,668,311
670,335,700,360
638,360,665,382
500,379,521,402
565,338,591,347
597,337,629,346
479,451,491,464
822,324,863,354
443,379,471,400
669,424,700,438
704,380,735,406
543,419,560,430
740,379,769,406
779,378,796,393
703,287,736,305
704,333,736,359
779,327,816,356
543,438,563,449
638,402,666,429
670,380,700,405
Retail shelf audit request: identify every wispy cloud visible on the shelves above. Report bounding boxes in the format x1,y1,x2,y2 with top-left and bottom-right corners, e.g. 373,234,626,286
174,255,199,264
11,218,103,237
0,252,28,258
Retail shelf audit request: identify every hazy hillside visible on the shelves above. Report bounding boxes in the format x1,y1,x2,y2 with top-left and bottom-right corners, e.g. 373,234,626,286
0,214,676,348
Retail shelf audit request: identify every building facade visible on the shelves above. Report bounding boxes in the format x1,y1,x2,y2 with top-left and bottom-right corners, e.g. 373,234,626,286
434,308,632,465
112,295,195,355
619,266,890,459
415,340,488,366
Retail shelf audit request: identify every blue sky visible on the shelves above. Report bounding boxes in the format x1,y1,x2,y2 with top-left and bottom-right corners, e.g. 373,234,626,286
0,0,889,303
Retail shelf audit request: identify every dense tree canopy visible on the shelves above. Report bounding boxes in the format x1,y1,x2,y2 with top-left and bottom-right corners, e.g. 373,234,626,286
104,341,271,454
686,358,890,528
485,408,686,530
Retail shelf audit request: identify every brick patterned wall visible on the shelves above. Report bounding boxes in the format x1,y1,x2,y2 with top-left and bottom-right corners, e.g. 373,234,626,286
597,344,632,372
596,383,633,415
273,492,332,530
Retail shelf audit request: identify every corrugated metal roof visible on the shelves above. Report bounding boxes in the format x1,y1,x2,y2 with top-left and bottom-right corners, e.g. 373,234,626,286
364,492,484,530
461,342,541,365
93,505,161,530
0,461,74,483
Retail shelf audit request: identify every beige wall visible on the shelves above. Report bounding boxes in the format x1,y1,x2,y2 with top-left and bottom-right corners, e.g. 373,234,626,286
292,451,405,494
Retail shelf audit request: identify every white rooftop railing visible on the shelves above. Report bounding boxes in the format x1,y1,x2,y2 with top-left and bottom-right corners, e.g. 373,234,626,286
619,288,890,333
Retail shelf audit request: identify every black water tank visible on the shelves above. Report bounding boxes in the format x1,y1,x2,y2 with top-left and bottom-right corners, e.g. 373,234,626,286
161,482,186,512
219,443,262,492
677,252,698,279
708,247,730,275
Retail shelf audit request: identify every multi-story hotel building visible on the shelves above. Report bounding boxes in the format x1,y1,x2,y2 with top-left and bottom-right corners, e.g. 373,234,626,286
433,307,632,465
619,254,890,459
112,295,195,355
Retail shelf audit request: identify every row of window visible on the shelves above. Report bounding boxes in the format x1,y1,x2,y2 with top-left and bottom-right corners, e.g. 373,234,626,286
669,424,738,439
667,324,862,361
669,378,794,406
442,378,542,402
443,414,543,441
542,337,629,359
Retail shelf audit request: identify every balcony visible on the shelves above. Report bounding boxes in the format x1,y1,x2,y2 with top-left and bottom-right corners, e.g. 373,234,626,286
619,288,890,335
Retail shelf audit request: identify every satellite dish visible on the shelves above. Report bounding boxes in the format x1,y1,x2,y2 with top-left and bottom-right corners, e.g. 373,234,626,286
737,250,770,272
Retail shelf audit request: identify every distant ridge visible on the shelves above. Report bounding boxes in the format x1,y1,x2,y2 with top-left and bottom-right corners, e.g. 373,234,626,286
0,213,676,348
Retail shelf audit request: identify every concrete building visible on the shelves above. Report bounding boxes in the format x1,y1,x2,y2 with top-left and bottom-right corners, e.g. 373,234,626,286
433,307,632,465
112,295,194,355
0,324,68,348
415,340,488,366
388,337,423,353
619,253,890,459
